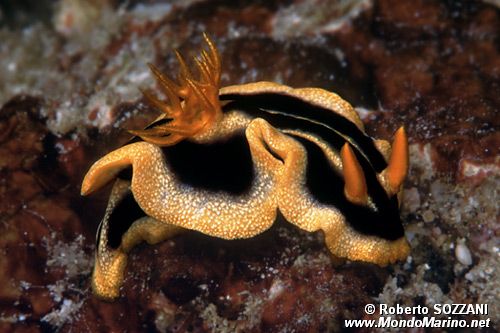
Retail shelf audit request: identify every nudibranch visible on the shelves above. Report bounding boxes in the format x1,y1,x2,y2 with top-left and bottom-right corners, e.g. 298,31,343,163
81,34,410,300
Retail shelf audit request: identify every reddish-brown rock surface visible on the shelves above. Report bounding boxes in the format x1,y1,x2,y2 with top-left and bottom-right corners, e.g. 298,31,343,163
0,0,498,332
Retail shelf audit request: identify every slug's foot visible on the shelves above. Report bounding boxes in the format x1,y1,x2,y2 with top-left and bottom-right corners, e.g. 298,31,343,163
121,216,183,252
92,250,127,300
323,224,410,267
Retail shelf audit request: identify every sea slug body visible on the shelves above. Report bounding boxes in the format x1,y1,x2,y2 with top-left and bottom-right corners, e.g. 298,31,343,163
81,34,410,300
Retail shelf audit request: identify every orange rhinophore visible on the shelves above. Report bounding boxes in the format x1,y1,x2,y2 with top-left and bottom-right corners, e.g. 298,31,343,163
341,143,368,206
383,126,409,195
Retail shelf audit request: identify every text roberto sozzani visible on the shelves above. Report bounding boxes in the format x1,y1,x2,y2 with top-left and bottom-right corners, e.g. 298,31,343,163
344,303,491,329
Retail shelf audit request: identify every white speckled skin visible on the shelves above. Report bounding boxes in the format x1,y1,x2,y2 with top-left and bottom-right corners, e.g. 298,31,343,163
82,82,410,300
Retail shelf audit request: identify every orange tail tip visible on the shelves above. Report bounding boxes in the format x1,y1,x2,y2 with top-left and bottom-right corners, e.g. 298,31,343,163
133,33,222,146
341,143,368,206
385,126,409,194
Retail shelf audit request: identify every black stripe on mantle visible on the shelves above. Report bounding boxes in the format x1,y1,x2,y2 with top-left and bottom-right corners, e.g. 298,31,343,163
222,99,404,240
220,92,387,172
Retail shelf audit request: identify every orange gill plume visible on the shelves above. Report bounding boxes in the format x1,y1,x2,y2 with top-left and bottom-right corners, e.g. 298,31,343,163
130,33,222,146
